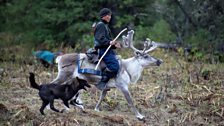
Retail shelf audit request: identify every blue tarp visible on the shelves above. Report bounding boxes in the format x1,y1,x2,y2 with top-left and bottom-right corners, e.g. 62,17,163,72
33,51,55,64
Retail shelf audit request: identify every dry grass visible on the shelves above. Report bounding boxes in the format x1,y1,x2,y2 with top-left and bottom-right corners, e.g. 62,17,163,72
0,49,224,126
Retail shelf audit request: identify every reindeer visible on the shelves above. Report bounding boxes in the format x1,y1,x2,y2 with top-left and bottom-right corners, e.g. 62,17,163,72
51,30,164,120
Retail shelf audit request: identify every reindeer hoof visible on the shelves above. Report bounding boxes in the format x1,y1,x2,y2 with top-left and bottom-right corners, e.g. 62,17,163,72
94,108,100,112
137,115,145,121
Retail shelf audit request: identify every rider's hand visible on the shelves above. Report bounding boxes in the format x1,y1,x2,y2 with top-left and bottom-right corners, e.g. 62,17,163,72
110,41,116,45
110,41,121,48
115,43,121,48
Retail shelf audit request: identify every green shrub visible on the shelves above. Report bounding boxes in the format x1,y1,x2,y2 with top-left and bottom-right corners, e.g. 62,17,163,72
135,19,175,43
186,29,210,50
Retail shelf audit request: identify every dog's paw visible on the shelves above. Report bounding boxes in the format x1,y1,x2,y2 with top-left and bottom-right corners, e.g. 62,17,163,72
75,104,84,110
81,109,87,113
60,109,66,113
40,110,45,115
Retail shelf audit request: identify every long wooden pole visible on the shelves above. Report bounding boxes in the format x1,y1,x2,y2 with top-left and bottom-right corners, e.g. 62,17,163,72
95,28,127,70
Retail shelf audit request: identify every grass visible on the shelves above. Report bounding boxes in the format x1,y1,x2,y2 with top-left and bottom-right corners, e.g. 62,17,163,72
0,47,224,125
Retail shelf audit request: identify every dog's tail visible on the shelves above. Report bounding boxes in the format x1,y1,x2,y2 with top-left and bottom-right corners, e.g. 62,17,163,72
29,72,40,90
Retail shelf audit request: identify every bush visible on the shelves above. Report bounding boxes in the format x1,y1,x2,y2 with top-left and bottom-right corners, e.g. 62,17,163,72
135,19,176,43
186,29,210,50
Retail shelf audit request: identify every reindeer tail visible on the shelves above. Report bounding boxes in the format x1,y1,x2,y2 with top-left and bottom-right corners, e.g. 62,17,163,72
55,55,62,64
29,72,40,90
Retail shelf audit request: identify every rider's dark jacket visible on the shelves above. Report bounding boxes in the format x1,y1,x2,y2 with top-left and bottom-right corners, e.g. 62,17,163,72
94,20,116,49
94,19,119,78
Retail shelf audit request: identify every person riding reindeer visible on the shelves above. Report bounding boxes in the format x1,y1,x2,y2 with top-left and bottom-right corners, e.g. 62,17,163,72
94,8,121,90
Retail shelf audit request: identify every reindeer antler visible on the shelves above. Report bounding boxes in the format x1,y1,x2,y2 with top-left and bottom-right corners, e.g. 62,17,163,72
122,31,168,53
122,30,141,52
144,38,170,53
144,41,158,53
142,38,152,53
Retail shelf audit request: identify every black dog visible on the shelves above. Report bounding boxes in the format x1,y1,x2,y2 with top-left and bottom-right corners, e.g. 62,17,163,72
29,72,90,115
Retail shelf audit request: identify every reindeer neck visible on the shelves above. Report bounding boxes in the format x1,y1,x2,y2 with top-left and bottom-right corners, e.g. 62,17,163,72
122,57,143,83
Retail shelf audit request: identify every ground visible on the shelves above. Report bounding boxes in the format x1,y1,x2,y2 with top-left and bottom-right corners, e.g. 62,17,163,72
0,50,224,126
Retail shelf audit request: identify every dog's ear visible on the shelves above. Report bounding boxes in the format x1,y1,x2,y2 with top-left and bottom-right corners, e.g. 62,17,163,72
83,84,91,90
84,82,91,88
76,77,83,82
76,77,91,88
76,77,83,83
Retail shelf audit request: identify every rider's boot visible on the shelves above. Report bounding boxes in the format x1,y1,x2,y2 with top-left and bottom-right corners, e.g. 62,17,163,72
96,74,110,90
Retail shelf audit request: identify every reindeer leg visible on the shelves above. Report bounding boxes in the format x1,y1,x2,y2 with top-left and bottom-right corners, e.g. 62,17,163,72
118,85,145,120
95,90,108,111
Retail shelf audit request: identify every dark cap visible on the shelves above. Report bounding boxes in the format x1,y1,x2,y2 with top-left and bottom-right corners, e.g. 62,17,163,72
99,8,112,18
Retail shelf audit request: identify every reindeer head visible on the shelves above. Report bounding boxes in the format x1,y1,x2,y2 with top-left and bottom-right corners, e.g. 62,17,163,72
122,30,163,67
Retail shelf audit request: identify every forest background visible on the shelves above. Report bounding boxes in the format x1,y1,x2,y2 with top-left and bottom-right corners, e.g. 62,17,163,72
0,0,224,63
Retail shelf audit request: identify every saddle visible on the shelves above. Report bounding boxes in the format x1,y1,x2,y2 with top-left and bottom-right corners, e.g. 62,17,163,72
85,48,99,64
77,48,120,76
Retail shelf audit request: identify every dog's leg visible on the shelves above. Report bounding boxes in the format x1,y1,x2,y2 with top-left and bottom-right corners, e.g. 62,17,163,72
49,99,60,113
75,92,83,105
40,101,49,115
70,100,84,110
70,92,84,110
63,100,70,108
95,90,108,111
71,92,83,105
61,100,70,113
62,104,70,111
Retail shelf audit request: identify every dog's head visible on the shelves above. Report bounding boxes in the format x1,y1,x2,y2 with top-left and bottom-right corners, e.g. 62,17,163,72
76,77,91,91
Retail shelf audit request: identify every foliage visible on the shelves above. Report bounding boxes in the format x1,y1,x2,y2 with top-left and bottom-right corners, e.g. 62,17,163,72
148,19,176,42
134,19,176,46
0,0,223,62
187,29,209,46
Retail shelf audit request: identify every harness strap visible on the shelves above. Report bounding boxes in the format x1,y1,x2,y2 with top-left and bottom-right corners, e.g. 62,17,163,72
77,54,102,76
